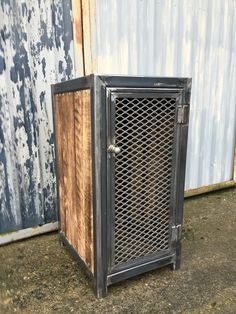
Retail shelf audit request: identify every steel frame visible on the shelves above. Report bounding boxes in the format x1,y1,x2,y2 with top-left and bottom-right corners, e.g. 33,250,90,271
52,74,192,298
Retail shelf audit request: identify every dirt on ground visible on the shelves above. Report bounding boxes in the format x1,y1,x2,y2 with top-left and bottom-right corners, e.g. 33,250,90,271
0,188,235,314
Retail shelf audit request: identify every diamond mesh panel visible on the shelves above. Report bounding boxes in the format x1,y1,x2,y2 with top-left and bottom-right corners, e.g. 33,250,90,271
114,97,176,266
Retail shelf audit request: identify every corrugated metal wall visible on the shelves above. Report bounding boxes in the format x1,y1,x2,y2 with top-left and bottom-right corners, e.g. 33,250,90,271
1,0,235,238
88,0,236,190
0,0,75,234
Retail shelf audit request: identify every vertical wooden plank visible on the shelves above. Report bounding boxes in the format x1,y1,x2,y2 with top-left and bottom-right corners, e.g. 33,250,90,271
55,92,76,244
83,90,93,272
74,90,94,273
62,92,76,246
71,0,85,76
74,90,85,259
71,0,96,74
81,0,93,75
54,94,66,233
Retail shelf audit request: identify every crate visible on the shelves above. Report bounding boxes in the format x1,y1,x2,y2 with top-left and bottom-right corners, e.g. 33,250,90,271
52,75,191,297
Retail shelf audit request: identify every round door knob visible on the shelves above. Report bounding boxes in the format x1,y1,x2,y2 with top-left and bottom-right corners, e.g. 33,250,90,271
108,144,121,155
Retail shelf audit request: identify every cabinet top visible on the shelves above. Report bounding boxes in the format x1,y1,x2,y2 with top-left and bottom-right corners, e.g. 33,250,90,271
52,74,191,98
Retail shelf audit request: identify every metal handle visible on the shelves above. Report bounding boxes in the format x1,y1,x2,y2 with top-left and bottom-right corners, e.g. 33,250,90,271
108,144,121,155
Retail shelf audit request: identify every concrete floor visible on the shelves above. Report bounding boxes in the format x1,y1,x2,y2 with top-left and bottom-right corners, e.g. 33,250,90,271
0,188,235,314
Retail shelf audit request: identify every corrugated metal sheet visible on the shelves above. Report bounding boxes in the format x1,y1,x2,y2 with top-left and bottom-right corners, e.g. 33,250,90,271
1,0,235,238
0,0,75,234
89,0,236,190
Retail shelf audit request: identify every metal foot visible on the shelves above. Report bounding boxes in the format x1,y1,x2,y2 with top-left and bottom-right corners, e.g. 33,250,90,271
171,242,181,271
171,259,181,271
59,239,65,247
58,233,65,247
95,286,108,298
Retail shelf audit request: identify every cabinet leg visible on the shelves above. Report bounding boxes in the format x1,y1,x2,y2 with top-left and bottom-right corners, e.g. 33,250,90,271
58,233,65,247
95,286,108,298
171,242,181,271
94,280,108,298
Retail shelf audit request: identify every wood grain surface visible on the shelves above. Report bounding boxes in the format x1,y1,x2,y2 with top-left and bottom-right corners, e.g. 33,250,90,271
54,90,94,273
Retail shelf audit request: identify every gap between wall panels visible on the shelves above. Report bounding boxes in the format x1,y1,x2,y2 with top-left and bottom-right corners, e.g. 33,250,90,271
71,0,95,76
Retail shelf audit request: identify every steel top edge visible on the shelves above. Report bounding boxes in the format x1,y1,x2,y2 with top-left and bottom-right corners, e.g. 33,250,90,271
94,73,191,79
96,75,191,88
52,74,192,94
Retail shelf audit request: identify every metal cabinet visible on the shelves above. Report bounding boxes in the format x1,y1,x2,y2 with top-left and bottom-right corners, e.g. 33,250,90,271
52,75,191,297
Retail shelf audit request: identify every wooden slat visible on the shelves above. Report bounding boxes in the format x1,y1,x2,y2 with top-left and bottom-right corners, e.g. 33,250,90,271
71,0,84,76
74,89,94,273
54,94,66,233
54,92,76,246
63,92,76,246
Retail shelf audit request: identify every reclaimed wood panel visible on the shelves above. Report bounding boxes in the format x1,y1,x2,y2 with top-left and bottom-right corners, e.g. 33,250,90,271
54,93,76,241
74,90,94,273
54,90,94,274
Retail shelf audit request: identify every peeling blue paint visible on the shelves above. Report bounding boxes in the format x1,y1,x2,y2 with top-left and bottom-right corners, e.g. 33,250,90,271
0,0,75,235
0,56,6,74
0,0,10,13
10,67,17,83
0,96,17,233
48,133,54,145
28,9,32,23
39,91,46,110
40,21,54,51
58,60,63,73
21,3,27,17
65,54,73,79
42,57,46,78
10,45,31,83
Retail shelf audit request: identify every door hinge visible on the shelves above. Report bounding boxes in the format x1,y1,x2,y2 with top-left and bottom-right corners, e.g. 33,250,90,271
172,224,182,242
177,105,189,124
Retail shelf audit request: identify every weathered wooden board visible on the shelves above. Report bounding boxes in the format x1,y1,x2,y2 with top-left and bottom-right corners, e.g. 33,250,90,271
54,90,94,274
54,93,76,240
54,94,66,233
74,90,94,273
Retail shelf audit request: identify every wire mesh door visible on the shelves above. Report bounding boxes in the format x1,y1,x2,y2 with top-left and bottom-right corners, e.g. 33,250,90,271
107,90,180,272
